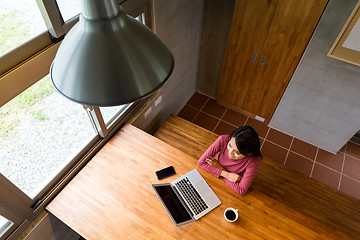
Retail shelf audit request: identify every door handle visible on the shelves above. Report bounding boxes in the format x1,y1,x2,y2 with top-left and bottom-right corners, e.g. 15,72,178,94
252,53,258,63
260,56,266,66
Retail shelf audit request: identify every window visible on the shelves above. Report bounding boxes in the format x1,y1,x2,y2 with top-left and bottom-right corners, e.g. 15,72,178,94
0,0,47,57
0,0,151,238
56,0,81,22
0,76,97,198
100,105,130,126
0,215,12,238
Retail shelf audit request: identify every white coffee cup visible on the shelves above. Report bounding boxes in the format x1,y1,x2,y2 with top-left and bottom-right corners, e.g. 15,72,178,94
224,208,238,222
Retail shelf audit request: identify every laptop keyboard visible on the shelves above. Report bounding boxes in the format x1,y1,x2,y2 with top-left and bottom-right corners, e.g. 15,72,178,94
175,177,209,215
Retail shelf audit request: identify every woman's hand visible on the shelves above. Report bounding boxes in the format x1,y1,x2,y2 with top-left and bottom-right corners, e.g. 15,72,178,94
221,171,241,183
226,172,241,182
205,157,223,169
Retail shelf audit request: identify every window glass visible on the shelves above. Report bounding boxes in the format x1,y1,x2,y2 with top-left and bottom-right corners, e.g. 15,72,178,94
0,76,96,198
100,105,130,126
0,215,13,238
0,0,47,56
56,0,81,22
136,14,144,23
56,2,146,23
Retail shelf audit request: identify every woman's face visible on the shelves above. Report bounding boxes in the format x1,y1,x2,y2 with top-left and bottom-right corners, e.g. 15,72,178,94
227,137,246,159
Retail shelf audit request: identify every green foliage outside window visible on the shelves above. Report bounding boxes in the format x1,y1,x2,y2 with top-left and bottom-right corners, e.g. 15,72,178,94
0,10,28,56
0,10,55,138
0,77,54,138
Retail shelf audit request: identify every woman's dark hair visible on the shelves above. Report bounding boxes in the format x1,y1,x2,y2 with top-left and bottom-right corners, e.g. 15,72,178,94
230,126,262,158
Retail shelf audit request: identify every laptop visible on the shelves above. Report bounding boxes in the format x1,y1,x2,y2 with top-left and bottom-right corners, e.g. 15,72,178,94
152,169,221,226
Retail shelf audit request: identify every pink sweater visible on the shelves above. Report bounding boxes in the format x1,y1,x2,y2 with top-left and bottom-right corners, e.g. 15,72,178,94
197,135,261,196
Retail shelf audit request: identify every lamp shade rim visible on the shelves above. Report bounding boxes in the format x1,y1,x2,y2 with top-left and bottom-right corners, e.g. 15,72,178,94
50,52,174,106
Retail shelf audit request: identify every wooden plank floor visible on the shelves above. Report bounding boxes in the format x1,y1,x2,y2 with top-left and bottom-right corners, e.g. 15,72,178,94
154,114,360,240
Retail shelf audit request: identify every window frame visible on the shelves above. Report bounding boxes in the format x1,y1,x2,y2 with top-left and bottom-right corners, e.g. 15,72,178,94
0,205,22,239
0,0,152,239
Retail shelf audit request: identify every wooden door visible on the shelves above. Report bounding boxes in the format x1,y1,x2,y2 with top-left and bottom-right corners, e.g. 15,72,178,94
242,0,328,121
217,0,277,111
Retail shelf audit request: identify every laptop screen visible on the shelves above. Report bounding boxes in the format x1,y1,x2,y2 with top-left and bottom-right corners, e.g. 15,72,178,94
153,185,192,224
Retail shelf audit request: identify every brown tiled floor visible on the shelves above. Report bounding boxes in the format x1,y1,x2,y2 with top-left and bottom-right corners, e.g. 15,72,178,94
178,92,360,200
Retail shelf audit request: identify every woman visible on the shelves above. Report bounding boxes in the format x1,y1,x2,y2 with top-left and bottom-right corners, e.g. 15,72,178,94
197,126,262,196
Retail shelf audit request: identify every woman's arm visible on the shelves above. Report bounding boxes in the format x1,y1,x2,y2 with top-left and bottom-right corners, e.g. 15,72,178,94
220,171,241,182
205,158,242,182
222,162,260,196
197,136,227,178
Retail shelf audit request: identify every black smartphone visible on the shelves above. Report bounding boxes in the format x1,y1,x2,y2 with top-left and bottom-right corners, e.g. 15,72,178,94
156,166,176,180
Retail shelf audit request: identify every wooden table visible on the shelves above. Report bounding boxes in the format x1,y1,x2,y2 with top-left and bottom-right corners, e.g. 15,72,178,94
155,115,360,240
46,124,348,240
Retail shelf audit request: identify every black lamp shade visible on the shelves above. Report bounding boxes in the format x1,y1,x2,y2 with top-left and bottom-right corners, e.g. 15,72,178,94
50,1,174,106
